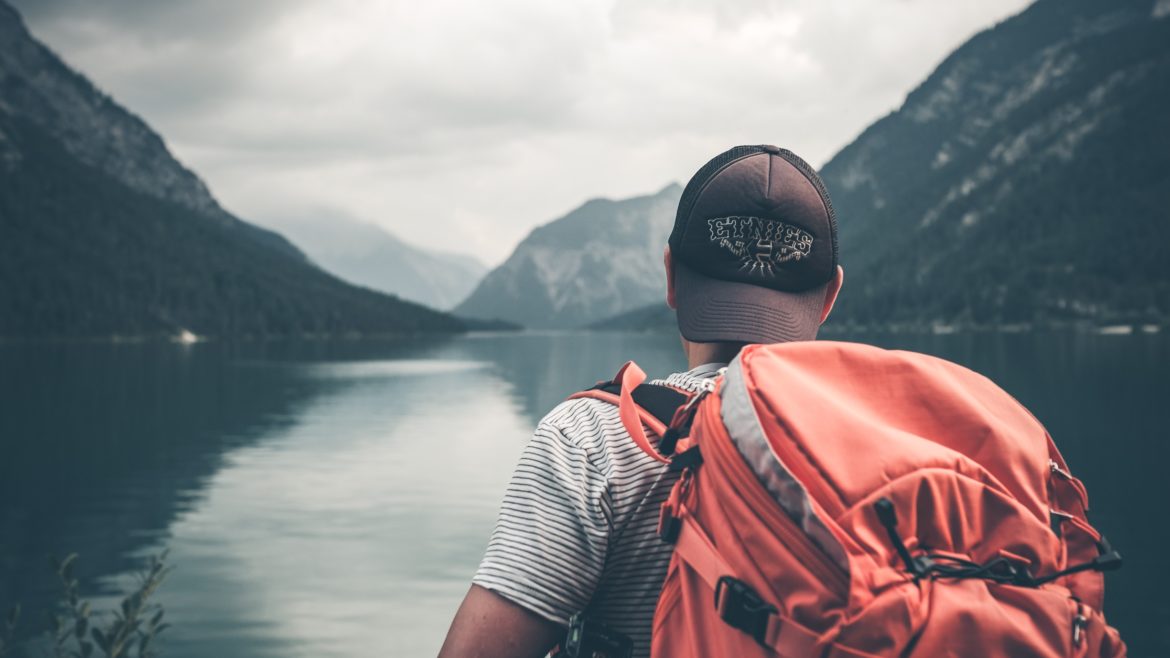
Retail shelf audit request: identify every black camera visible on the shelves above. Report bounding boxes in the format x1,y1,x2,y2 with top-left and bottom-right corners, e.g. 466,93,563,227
558,613,633,658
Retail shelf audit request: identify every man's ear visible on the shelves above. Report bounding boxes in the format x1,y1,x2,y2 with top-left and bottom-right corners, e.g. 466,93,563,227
820,266,844,323
664,246,678,309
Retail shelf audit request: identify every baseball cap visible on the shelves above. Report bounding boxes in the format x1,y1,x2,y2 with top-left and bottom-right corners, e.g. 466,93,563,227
668,145,839,344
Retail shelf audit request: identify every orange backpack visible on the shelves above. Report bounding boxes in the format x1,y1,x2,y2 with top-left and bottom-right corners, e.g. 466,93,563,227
578,341,1126,657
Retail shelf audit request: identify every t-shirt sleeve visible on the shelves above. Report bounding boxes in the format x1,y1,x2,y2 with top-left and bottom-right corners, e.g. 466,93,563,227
472,410,611,625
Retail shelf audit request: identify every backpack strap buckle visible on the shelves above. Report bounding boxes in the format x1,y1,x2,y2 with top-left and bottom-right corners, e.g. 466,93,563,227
657,507,681,544
713,576,776,646
667,446,703,472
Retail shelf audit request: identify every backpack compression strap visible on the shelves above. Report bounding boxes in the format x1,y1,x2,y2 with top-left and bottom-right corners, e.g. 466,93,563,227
670,506,878,658
568,361,691,464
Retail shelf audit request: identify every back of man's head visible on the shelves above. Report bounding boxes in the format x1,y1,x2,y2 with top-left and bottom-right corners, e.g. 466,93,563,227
667,145,840,345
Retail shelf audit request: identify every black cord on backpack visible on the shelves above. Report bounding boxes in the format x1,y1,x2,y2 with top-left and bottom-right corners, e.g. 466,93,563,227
871,497,1123,587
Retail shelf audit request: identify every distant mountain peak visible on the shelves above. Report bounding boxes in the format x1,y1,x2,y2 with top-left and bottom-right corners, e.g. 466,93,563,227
0,2,217,216
274,210,487,310
456,183,681,328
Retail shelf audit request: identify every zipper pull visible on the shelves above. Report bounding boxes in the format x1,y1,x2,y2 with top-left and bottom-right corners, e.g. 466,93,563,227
1049,459,1074,479
1072,603,1088,647
677,380,715,419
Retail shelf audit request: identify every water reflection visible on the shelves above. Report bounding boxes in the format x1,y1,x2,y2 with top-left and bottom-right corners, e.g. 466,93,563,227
0,342,339,616
447,332,687,425
156,353,531,657
0,331,1166,657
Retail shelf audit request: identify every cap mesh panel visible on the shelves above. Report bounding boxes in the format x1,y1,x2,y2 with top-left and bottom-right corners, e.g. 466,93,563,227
669,145,765,250
771,147,839,268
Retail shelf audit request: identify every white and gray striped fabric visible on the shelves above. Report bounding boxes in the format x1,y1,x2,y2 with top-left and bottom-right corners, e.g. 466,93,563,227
473,363,724,658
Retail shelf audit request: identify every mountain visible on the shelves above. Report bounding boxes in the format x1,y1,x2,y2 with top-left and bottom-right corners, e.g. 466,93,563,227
275,210,486,311
0,2,464,339
595,0,1170,333
819,0,1170,329
455,183,682,329
588,302,674,333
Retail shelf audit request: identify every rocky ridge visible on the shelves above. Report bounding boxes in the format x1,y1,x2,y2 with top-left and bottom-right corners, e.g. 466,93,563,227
820,0,1169,328
456,184,681,329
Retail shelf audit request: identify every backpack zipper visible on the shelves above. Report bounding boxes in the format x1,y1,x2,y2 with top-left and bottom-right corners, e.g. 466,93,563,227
1072,601,1088,647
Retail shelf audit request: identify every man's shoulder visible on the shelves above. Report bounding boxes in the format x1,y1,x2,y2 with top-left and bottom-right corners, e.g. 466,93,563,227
537,396,624,447
539,370,694,427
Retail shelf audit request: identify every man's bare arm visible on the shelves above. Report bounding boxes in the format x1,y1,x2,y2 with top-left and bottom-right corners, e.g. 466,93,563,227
438,584,564,658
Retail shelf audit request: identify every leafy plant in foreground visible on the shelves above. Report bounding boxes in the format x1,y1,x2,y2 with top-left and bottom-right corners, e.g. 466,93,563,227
39,551,171,658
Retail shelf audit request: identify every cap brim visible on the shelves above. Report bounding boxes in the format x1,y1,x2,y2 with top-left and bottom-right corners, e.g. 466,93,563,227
674,261,827,344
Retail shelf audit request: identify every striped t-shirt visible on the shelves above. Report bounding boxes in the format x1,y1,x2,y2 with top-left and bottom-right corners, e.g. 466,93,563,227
473,363,724,657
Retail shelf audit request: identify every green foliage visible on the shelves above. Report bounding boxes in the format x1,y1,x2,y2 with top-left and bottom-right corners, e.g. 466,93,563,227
2,551,171,658
46,552,171,658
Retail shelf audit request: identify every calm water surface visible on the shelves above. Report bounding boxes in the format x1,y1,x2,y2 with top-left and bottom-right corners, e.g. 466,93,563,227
1,331,1167,657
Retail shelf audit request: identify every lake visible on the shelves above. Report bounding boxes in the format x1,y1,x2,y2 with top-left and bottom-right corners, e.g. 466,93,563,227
1,331,1167,657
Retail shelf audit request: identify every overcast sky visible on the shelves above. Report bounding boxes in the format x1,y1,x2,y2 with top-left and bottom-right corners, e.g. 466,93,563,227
12,0,1032,266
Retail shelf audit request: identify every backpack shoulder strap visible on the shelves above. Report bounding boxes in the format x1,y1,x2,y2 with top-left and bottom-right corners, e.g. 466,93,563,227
568,361,691,463
586,380,690,430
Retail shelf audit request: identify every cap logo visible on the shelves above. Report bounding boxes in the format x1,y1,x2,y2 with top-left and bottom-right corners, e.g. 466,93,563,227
707,216,814,277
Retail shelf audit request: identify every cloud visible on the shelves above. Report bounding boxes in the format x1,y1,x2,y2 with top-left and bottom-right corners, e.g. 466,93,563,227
10,0,1032,265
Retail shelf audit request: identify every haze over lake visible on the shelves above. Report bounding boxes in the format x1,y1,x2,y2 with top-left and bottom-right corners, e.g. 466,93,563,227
1,331,1166,657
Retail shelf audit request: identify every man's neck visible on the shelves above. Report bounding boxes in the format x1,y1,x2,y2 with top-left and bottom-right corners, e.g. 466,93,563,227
682,337,746,370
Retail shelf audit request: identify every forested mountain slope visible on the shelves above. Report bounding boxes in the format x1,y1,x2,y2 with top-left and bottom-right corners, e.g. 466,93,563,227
820,0,1170,328
595,0,1170,332
0,2,464,339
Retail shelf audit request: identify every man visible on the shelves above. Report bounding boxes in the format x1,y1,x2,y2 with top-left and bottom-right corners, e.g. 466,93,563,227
439,144,844,658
